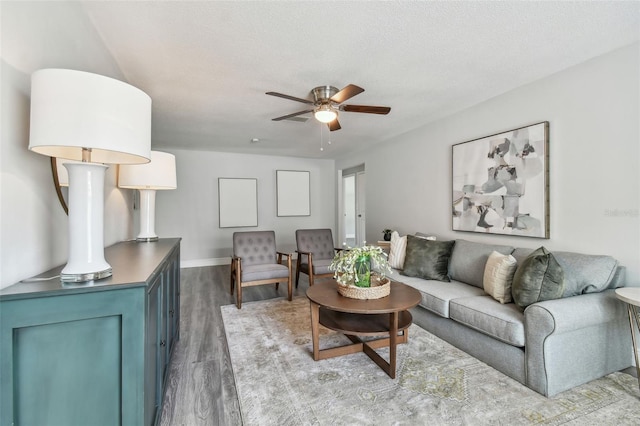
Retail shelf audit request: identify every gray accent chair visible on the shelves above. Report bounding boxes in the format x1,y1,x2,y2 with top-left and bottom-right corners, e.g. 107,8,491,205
230,231,292,309
295,229,341,287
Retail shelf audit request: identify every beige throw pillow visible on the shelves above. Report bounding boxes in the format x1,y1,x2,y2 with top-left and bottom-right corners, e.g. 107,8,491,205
483,251,518,304
388,231,407,269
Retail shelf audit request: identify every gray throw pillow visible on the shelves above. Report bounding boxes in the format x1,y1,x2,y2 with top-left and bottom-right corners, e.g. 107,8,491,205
401,236,455,282
512,247,565,310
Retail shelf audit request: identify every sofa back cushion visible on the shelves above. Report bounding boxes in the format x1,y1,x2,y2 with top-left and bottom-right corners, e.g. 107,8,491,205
512,248,620,297
553,251,619,297
511,248,534,264
449,240,515,288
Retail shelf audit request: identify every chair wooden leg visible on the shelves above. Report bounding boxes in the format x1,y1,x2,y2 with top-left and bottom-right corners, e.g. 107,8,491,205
275,282,279,290
287,271,292,301
309,272,314,287
230,272,234,295
236,284,242,309
295,257,301,288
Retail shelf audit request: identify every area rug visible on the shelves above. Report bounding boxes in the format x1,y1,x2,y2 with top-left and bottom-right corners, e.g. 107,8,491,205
221,297,640,425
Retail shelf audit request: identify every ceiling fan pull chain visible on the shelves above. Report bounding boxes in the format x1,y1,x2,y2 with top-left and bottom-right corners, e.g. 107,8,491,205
320,123,324,151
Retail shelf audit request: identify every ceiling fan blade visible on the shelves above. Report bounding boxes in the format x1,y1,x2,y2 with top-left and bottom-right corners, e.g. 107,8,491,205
341,105,391,115
328,119,341,132
266,91,313,104
272,109,314,121
330,84,364,104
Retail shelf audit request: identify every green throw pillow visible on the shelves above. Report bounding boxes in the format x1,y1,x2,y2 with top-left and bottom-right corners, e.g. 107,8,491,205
401,236,455,282
512,247,565,310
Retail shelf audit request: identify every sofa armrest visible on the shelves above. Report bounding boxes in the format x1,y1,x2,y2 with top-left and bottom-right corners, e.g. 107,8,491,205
524,290,632,396
526,290,625,334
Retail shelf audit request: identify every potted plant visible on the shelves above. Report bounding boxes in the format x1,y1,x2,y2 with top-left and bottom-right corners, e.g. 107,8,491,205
329,245,393,299
382,229,393,241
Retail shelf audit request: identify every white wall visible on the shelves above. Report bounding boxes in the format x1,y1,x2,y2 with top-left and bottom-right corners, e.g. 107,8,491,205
154,149,335,266
337,43,640,284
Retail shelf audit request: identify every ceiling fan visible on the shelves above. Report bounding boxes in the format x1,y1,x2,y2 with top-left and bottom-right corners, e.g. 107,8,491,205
266,84,391,131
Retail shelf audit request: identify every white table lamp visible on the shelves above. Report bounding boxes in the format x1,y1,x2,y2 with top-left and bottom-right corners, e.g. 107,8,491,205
29,69,151,282
118,151,177,242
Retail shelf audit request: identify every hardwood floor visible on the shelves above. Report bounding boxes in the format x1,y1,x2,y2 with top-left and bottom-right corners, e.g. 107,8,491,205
160,265,639,425
159,265,311,426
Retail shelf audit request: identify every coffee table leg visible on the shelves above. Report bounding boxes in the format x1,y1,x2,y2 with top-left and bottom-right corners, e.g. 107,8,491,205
310,301,320,361
626,304,640,392
389,311,398,379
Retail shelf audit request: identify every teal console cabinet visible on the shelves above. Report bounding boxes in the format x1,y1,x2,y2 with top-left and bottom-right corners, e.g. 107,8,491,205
0,238,181,426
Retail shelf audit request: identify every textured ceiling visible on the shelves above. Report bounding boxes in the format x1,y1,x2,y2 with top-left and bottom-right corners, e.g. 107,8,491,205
3,1,639,159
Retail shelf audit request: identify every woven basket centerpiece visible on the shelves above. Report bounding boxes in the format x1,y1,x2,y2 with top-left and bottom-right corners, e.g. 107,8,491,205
329,244,393,300
337,274,391,300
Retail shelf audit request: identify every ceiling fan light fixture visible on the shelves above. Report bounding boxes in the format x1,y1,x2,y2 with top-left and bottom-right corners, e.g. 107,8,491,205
314,104,337,123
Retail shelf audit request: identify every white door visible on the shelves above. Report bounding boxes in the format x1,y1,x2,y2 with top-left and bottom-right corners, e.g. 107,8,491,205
342,174,356,247
356,171,366,246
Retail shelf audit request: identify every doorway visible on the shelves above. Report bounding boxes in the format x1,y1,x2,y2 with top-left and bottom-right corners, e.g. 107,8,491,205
341,164,365,247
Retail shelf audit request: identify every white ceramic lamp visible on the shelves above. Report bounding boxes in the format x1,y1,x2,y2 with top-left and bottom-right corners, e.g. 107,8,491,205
29,69,151,282
118,151,177,242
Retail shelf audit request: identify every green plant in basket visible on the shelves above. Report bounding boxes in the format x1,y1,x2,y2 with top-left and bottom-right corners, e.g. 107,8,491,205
329,244,392,288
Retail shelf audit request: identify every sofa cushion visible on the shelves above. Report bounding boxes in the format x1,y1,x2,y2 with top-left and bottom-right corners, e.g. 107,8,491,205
388,231,407,269
391,271,485,317
511,247,534,264
449,240,514,288
512,247,564,309
401,236,455,282
483,251,518,304
449,295,525,347
552,252,619,297
298,259,332,276
241,263,290,282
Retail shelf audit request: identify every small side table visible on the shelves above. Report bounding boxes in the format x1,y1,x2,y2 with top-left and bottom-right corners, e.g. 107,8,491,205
614,287,640,391
376,240,391,255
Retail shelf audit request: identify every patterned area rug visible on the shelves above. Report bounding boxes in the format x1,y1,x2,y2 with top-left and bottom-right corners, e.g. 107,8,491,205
221,297,640,425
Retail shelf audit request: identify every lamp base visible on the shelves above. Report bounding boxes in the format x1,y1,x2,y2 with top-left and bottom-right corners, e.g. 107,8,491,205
62,163,112,284
61,267,113,283
136,236,159,242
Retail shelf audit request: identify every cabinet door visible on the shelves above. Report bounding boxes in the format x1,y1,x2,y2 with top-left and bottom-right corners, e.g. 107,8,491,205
168,257,180,350
160,267,169,384
145,274,162,426
1,288,145,426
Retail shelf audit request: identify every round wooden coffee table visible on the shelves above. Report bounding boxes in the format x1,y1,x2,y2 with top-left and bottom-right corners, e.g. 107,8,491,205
306,279,421,378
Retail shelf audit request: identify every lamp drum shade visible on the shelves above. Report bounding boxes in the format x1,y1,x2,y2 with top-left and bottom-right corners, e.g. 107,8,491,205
118,151,177,190
28,69,152,164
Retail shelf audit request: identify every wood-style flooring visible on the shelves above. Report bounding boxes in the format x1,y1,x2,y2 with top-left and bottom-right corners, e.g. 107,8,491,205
159,265,311,426
159,265,638,425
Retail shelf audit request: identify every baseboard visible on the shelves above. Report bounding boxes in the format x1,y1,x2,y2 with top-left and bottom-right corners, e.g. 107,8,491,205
181,258,231,268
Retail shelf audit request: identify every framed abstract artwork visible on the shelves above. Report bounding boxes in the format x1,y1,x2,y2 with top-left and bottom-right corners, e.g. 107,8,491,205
276,170,310,217
452,121,549,238
218,178,258,228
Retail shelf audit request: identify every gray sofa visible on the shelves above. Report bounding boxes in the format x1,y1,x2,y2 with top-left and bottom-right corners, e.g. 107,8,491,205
390,239,633,397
